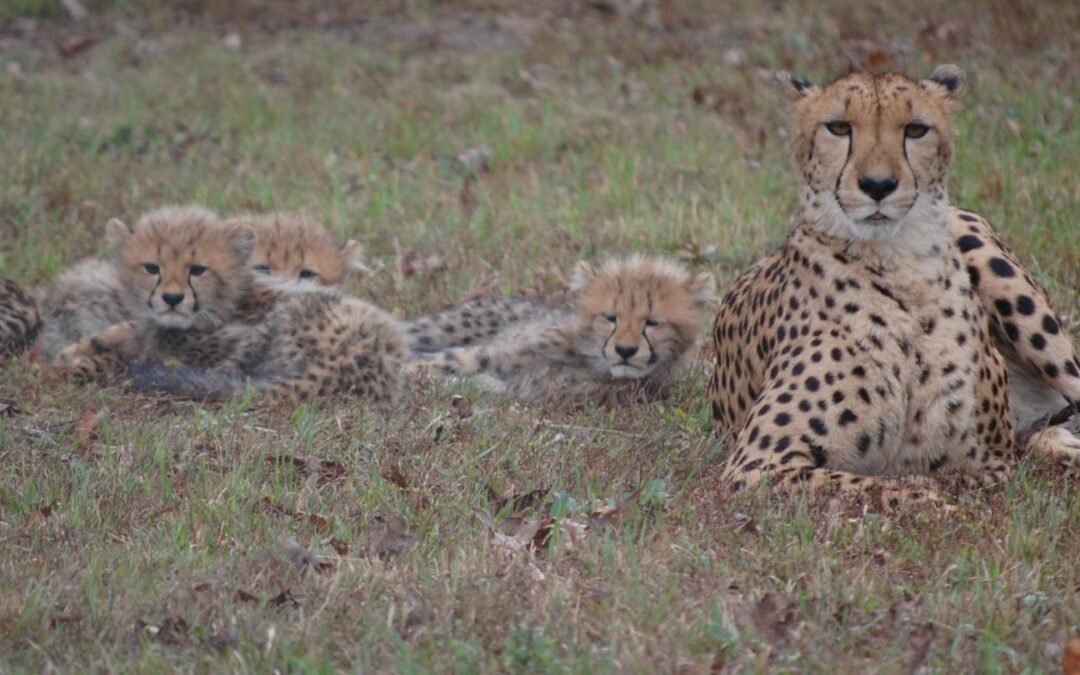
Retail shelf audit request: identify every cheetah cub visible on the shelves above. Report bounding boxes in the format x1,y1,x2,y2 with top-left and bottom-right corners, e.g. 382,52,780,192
56,206,405,401
0,277,41,360
233,211,366,294
708,65,1072,508
411,255,715,400
36,211,360,360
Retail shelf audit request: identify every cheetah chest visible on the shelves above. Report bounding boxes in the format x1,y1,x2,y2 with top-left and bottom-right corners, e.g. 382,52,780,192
843,261,987,473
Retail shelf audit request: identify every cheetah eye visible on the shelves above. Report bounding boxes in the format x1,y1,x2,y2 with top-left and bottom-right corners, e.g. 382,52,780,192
644,319,660,327
904,123,930,139
252,265,271,274
299,269,318,280
603,313,617,323
189,265,207,277
144,263,160,275
825,121,852,136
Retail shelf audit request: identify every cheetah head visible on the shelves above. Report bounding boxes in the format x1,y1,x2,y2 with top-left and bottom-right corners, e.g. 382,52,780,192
778,64,965,242
572,255,715,380
108,206,255,330
231,212,365,295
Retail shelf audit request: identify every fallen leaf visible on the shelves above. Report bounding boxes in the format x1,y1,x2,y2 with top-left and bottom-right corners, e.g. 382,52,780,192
0,399,23,416
867,49,890,68
268,453,348,484
57,35,98,58
381,464,409,490
328,537,349,555
235,589,259,604
193,582,211,593
76,409,105,450
1065,637,1080,675
269,589,300,609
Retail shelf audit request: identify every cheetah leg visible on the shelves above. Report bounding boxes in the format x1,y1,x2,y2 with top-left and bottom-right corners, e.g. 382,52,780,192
1024,424,1080,467
723,458,949,510
950,208,1080,410
55,320,137,380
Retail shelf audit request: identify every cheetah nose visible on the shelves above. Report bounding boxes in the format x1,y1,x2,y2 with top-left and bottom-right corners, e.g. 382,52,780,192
162,292,185,308
615,345,639,360
857,176,898,202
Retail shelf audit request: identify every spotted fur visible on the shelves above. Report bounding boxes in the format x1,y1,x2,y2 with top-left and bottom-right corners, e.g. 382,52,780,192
710,65,1017,509
56,206,405,401
949,207,1080,460
411,255,715,400
0,277,41,360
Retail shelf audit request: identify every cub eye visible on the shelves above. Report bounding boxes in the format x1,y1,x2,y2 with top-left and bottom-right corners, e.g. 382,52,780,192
603,313,617,323
299,269,318,280
904,123,930,139
144,263,160,275
825,121,852,136
253,265,271,274
189,265,207,277
644,319,660,327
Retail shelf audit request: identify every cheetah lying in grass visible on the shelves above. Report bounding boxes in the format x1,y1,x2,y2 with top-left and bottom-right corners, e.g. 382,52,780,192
35,210,363,361
709,65,1080,508
56,206,406,402
410,255,715,401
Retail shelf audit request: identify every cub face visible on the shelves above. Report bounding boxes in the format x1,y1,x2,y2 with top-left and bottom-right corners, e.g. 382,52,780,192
108,206,254,330
779,64,965,241
232,212,364,293
573,256,715,379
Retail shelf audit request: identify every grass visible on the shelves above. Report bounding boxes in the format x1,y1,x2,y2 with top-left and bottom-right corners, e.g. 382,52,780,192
2,1,1080,671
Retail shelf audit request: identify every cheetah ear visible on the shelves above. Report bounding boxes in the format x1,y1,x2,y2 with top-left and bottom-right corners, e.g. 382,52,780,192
224,221,256,262
921,64,966,102
570,260,598,294
774,70,818,103
105,217,132,251
341,239,370,273
686,272,716,310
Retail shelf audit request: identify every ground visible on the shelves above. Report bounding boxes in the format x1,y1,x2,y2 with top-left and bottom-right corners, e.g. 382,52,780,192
2,0,1080,672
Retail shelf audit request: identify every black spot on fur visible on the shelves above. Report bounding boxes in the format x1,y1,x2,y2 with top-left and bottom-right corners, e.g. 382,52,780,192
988,257,1015,278
956,235,983,252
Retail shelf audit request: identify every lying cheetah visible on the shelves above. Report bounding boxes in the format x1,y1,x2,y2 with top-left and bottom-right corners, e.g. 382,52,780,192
708,65,1079,506
234,211,365,293
57,205,405,401
36,210,361,360
0,277,41,359
412,255,715,400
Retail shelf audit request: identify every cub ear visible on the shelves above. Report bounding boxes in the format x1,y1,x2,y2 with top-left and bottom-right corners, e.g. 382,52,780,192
105,217,133,251
687,271,716,308
341,239,370,273
570,260,598,294
774,70,819,103
920,64,966,102
224,221,256,262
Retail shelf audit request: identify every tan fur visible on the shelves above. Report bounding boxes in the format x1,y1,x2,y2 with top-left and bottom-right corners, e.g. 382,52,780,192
411,255,714,400
36,259,133,359
710,66,1016,509
0,277,41,359
229,212,364,293
56,206,404,402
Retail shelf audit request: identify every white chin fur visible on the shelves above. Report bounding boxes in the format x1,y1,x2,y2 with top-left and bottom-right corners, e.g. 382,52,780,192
254,275,342,297
152,312,196,329
608,363,650,379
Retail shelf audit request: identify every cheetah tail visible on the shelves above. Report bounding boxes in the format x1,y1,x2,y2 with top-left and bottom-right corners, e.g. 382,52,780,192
125,361,256,401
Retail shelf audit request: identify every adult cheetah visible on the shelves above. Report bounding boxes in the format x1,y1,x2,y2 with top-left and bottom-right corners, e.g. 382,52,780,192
710,65,1080,506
